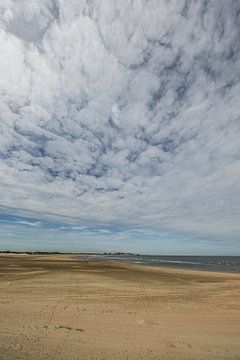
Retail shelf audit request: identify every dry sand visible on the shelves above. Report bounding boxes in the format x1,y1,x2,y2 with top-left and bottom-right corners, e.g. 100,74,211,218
0,254,240,360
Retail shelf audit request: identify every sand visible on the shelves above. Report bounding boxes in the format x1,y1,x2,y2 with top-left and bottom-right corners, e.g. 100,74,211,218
0,254,240,360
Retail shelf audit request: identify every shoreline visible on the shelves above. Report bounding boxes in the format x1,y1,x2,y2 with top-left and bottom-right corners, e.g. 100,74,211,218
82,256,240,275
2,252,239,275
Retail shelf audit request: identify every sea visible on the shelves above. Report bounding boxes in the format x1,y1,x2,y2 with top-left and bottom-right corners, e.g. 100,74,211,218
86,254,240,273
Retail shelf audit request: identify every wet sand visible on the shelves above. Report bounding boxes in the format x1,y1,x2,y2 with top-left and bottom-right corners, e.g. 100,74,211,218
0,254,240,360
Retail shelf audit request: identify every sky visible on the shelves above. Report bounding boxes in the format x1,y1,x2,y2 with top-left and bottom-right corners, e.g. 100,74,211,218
0,0,240,255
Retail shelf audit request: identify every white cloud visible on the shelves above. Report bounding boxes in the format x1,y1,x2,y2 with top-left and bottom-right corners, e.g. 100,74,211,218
0,0,240,244
15,220,41,227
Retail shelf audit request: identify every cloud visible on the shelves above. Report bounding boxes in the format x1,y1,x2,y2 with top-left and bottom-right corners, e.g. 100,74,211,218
0,0,240,247
15,220,42,227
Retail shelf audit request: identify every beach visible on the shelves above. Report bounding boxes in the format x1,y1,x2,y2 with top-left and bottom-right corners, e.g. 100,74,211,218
0,254,240,360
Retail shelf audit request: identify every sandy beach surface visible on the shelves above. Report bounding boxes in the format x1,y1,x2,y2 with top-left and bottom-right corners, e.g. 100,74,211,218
0,254,240,360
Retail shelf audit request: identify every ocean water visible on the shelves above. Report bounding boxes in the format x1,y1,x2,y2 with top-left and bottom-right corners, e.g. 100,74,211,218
86,254,240,273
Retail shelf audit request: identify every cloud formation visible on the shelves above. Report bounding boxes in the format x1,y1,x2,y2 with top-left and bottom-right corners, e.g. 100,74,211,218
0,0,240,246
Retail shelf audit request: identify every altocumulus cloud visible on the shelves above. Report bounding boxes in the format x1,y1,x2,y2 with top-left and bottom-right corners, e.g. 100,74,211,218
0,0,240,250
